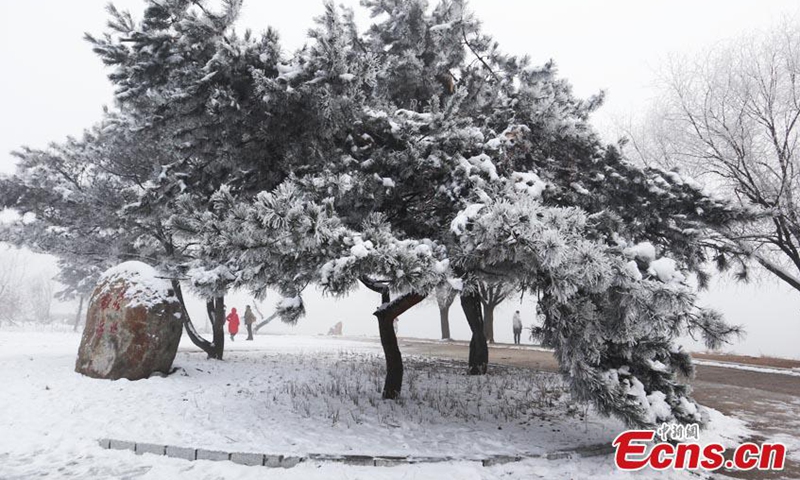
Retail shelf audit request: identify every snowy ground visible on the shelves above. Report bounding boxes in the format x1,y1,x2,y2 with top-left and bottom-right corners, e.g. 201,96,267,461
0,330,748,479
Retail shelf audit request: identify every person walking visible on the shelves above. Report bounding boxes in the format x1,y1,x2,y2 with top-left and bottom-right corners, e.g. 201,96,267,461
227,307,240,341
512,310,522,345
244,305,256,341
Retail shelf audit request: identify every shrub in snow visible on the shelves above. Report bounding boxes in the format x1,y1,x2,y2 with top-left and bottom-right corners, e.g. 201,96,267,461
75,262,182,380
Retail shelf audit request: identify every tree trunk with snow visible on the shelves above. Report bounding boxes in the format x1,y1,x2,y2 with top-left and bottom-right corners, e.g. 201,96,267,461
254,311,279,332
377,312,402,399
171,280,224,360
361,277,425,399
206,296,226,360
374,292,425,398
483,306,495,344
435,284,456,340
461,291,488,375
438,306,451,340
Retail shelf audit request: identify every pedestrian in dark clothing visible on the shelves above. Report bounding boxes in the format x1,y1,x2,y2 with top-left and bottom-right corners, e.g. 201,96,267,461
512,310,522,345
244,305,256,341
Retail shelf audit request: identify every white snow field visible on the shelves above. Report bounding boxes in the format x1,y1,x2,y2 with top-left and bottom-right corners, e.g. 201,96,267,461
0,330,747,479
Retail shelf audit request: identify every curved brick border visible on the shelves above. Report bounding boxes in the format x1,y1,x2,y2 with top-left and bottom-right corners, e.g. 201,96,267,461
99,438,613,468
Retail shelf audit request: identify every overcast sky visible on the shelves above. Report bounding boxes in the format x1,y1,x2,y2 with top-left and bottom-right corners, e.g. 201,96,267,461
1,1,799,357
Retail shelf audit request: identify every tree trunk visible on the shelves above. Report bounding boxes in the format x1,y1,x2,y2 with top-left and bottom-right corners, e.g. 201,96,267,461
439,306,451,340
483,302,495,344
170,280,223,360
72,295,85,332
360,277,426,399
207,296,225,360
435,284,456,340
461,291,488,375
254,312,278,332
377,311,402,399
374,292,425,398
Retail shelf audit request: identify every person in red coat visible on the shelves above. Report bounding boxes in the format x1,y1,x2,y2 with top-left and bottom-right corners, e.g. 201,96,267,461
226,308,240,341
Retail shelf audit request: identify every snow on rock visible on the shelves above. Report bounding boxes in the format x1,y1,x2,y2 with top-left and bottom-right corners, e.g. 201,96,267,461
76,262,182,381
647,257,686,284
99,261,177,309
512,171,547,199
450,203,485,235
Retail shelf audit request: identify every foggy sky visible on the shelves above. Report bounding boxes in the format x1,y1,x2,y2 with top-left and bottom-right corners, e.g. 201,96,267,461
1,1,799,357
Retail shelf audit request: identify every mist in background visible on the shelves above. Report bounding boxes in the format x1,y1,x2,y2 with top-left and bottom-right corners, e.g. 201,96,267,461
2,0,799,357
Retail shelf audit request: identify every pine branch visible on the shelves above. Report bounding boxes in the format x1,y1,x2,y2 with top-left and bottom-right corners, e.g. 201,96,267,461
461,27,499,83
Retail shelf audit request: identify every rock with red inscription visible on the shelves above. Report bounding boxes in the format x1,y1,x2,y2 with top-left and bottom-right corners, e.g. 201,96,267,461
75,261,182,380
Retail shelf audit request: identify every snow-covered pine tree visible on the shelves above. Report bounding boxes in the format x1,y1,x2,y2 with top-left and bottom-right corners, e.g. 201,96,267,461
53,259,103,331
0,122,141,281
82,0,318,358
335,0,754,377
1,0,754,428
0,111,229,356
208,2,744,424
185,182,447,398
448,181,741,427
187,0,748,426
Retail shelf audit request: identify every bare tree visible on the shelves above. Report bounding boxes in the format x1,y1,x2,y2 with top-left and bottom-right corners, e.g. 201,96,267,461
26,275,55,323
627,20,800,292
73,296,85,332
478,282,510,344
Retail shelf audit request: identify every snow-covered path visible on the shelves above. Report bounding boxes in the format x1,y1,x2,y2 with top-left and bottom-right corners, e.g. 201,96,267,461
0,331,746,479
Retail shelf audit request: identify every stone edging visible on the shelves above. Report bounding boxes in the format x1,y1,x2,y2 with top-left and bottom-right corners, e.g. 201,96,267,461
98,438,613,468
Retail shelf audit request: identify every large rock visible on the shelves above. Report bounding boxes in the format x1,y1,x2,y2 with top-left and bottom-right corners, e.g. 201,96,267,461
76,261,182,380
